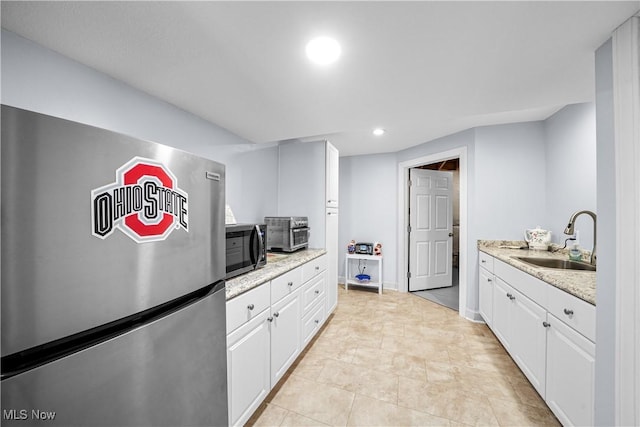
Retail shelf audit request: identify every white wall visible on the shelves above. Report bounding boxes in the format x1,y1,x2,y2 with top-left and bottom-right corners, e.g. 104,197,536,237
338,153,397,287
544,103,597,251
474,122,547,240
222,143,280,224
277,141,327,249
0,29,279,222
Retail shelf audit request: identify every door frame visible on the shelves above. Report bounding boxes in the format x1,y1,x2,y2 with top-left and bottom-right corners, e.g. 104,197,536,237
397,146,468,318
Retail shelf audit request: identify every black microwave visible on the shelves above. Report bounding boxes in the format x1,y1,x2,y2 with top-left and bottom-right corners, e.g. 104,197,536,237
225,223,267,279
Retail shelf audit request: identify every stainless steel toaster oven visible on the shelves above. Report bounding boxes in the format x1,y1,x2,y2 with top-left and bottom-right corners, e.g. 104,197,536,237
264,216,309,252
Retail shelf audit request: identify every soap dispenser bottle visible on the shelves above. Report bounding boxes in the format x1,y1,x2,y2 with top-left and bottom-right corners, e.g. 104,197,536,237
569,244,582,261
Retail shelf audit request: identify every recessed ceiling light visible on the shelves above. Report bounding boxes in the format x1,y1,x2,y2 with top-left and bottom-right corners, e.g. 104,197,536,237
373,128,386,136
306,37,341,65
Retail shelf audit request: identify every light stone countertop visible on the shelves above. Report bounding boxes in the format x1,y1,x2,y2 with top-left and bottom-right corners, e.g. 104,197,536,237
225,248,326,301
478,240,596,306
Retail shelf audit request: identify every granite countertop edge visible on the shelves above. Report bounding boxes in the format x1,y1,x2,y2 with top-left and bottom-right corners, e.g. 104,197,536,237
478,240,596,306
225,248,327,301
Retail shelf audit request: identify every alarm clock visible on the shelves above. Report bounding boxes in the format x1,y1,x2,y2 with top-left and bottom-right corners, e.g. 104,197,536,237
355,242,374,255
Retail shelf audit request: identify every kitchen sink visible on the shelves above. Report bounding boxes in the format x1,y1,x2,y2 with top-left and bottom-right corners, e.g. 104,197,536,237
513,257,596,271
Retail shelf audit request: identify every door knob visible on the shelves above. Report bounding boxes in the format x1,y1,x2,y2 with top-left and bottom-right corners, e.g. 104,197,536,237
448,232,454,237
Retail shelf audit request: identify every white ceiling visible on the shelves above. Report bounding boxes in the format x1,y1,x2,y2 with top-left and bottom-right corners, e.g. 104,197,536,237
2,1,639,156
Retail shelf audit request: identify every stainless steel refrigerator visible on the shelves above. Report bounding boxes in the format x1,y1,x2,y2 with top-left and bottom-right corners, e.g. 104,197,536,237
1,105,229,426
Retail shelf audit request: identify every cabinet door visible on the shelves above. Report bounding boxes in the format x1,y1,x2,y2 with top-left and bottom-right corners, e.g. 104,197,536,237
270,290,302,386
478,267,494,326
492,278,513,351
326,208,339,314
510,288,547,398
546,314,595,427
326,142,339,208
227,310,271,427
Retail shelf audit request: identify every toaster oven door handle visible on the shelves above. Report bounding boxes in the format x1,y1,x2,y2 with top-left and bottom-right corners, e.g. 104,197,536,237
253,224,265,269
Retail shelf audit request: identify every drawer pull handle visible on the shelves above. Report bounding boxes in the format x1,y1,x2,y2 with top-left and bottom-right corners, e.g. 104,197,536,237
481,260,486,263
543,321,551,328
247,304,255,310
288,282,294,287
315,319,320,324
506,292,515,300
315,290,320,294
267,317,274,322
563,308,574,316
487,278,492,282
273,312,280,317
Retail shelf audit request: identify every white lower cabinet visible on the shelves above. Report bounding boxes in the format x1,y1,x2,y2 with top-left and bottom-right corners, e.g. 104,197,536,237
478,266,494,327
545,313,595,427
491,277,513,352
479,252,595,426
226,309,271,427
492,277,547,397
270,289,302,386
510,286,547,398
226,255,328,426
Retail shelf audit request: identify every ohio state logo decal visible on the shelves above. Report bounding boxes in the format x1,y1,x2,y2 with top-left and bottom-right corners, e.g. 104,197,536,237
91,157,189,243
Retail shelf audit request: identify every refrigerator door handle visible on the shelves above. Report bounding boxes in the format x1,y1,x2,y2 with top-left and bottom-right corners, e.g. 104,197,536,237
1,281,222,381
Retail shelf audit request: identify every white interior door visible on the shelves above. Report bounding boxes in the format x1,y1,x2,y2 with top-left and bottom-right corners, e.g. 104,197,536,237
408,168,453,291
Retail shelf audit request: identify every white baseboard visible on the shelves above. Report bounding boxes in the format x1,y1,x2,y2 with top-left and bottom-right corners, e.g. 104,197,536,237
465,308,484,323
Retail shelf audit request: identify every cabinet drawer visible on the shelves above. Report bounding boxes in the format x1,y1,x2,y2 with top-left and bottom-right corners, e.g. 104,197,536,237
302,273,325,315
478,252,494,273
547,285,596,342
302,298,325,346
494,258,548,308
226,283,270,334
271,267,304,303
302,255,327,283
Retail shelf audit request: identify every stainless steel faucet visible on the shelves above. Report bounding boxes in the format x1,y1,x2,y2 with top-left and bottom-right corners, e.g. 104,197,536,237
564,210,597,266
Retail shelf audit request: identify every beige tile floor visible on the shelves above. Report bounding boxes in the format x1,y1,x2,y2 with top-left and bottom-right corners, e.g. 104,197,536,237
247,286,560,426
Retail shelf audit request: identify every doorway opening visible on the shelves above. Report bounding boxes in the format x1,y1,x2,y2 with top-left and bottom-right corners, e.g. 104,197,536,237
397,146,468,318
409,159,460,311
